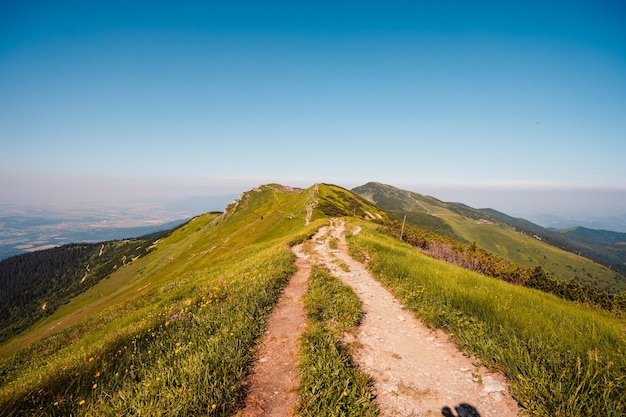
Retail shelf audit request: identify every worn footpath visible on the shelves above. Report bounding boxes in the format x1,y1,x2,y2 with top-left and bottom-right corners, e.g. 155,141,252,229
238,219,520,417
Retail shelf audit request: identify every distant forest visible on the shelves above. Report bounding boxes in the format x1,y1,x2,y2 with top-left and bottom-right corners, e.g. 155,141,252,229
480,209,626,277
0,236,162,343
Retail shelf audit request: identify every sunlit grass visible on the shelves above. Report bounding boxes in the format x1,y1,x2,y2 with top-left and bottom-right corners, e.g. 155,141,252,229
348,221,626,416
0,185,379,416
298,265,378,417
0,244,296,416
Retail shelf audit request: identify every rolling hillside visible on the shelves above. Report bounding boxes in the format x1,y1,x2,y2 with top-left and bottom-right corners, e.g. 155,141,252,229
1,183,625,416
0,184,385,354
353,182,626,293
482,209,626,277
0,232,170,344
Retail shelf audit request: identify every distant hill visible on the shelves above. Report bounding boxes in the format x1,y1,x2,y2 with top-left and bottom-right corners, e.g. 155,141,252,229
481,209,626,277
353,182,626,292
556,226,626,244
529,212,626,233
553,226,626,271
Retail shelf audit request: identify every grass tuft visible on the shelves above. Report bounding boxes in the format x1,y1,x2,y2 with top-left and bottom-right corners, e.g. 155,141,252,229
298,265,378,417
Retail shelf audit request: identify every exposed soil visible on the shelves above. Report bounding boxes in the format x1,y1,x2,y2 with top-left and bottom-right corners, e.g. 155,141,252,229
237,219,520,417
236,248,310,417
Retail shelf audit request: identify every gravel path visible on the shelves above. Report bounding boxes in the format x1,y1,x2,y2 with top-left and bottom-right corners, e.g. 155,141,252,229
237,219,520,416
312,219,520,417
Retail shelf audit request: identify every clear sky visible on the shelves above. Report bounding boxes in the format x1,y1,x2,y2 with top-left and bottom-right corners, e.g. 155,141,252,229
1,1,625,219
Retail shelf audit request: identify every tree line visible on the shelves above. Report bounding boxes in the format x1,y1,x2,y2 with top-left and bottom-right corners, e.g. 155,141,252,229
0,236,160,344
376,219,626,315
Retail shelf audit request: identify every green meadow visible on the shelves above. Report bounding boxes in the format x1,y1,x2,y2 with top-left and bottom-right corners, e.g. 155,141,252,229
0,185,324,416
348,220,626,416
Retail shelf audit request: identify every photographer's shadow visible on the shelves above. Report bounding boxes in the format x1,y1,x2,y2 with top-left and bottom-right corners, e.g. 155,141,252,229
442,403,481,417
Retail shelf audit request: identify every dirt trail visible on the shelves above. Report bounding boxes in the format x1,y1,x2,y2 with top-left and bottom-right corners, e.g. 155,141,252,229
236,248,310,416
315,220,520,417
238,219,520,417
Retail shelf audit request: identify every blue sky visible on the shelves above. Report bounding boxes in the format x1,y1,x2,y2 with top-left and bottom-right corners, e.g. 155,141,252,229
1,1,625,219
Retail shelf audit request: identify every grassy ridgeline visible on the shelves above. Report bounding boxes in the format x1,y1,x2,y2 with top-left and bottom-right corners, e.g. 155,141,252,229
0,240,298,416
0,184,373,416
348,221,626,416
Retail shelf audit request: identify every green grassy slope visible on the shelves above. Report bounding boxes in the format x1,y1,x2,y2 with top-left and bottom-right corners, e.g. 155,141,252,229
0,183,386,416
348,221,626,416
353,182,626,292
0,235,166,344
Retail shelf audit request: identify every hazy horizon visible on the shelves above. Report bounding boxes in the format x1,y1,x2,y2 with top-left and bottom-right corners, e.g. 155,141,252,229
2,175,625,232
2,1,624,230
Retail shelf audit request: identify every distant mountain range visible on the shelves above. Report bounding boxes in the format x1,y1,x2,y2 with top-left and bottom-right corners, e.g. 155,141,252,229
527,212,626,234
352,182,626,292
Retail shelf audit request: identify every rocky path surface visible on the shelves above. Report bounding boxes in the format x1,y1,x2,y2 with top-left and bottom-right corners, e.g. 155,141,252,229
314,220,520,417
238,219,520,417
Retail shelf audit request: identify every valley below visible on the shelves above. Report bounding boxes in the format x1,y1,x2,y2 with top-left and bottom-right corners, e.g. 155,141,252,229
0,203,190,260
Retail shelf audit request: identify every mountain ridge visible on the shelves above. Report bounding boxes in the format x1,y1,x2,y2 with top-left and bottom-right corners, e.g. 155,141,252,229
353,181,626,292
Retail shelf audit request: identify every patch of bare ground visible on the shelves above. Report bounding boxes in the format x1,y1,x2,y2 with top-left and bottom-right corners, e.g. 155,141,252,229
235,247,310,417
316,219,520,417
237,219,520,417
